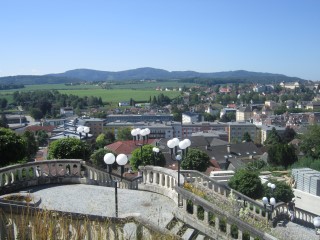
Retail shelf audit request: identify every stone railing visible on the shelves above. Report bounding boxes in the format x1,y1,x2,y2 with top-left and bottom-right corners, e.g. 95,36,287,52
140,166,275,240
181,170,269,220
138,165,184,204
0,203,170,240
175,187,276,240
274,202,318,228
0,160,142,195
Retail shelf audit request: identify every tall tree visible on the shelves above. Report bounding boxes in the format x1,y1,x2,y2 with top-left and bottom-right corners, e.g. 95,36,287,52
242,132,252,142
282,127,296,144
228,169,263,199
0,113,8,128
300,124,320,159
264,127,282,146
48,138,91,160
267,143,298,168
117,127,132,141
90,148,115,168
130,144,166,171
0,128,27,167
180,148,211,172
22,131,38,160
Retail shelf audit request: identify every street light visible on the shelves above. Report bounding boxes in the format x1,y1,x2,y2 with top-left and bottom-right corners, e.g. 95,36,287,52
152,147,160,166
131,128,151,165
77,126,90,139
77,126,90,160
313,216,320,235
103,153,128,218
167,138,191,187
267,182,276,194
262,196,276,220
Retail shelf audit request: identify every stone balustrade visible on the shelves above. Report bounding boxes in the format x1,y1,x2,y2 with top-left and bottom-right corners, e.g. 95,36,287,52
0,160,142,195
181,170,269,221
139,167,275,240
0,208,159,240
138,166,183,204
274,202,318,228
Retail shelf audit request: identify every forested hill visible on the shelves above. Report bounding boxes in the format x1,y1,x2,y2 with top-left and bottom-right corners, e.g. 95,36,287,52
0,68,306,84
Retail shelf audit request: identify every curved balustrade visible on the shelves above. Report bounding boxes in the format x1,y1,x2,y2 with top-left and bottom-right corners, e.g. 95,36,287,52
83,163,141,190
0,160,142,195
139,166,184,204
274,202,318,228
181,170,269,221
0,209,161,240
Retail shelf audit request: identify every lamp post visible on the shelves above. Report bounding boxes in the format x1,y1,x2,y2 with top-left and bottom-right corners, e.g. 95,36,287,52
77,126,90,160
152,147,160,166
267,182,276,194
262,196,276,220
131,128,150,166
77,126,90,139
314,216,320,235
167,138,191,187
103,153,128,218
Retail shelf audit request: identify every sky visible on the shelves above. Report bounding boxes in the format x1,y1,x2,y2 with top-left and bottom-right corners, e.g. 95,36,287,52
0,1,320,80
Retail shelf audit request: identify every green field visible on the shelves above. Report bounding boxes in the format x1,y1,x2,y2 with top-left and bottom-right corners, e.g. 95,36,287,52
59,89,181,103
0,82,183,104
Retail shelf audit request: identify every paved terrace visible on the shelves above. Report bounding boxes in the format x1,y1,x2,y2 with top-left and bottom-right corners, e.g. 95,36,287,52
20,184,319,240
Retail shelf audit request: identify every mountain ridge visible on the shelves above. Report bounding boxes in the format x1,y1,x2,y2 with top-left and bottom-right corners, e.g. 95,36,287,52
0,67,306,85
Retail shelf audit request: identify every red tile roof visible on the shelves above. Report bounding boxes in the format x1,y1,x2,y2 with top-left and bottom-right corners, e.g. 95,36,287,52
106,139,158,155
26,125,55,133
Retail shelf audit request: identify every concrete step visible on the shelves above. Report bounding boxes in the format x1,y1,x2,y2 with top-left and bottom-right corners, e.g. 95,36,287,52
169,220,184,235
195,234,206,240
181,228,195,240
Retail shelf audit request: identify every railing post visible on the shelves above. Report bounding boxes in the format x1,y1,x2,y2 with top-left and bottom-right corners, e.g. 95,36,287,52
215,216,220,232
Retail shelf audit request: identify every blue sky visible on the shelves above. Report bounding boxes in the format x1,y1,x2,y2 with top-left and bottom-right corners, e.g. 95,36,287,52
0,1,320,80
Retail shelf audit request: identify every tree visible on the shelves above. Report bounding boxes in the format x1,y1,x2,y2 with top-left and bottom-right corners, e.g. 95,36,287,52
264,127,282,146
0,127,27,167
48,138,91,160
0,113,8,128
96,133,107,149
105,131,115,145
130,144,166,171
263,181,294,203
242,132,252,142
180,148,210,172
0,98,8,110
36,130,49,146
22,131,38,160
90,148,115,168
300,124,320,159
282,127,296,144
228,169,263,199
203,112,216,122
267,143,298,168
117,127,132,141
30,108,44,120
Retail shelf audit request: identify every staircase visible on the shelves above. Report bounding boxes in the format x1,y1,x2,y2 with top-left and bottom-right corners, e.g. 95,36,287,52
166,217,211,240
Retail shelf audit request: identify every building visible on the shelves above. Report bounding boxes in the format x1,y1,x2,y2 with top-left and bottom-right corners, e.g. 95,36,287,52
60,107,74,117
181,122,227,138
182,112,202,124
258,124,286,145
106,114,173,123
78,118,104,138
280,81,300,90
227,122,257,143
105,121,182,139
220,108,237,118
306,101,320,111
236,105,252,122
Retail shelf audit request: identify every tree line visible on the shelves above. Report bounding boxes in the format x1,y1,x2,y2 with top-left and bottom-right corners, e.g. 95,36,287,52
13,90,103,119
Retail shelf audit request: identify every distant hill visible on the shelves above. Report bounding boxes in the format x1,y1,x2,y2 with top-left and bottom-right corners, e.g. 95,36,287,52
0,67,306,85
